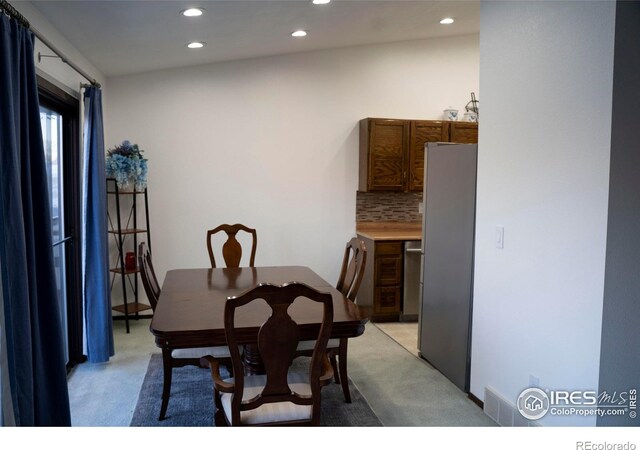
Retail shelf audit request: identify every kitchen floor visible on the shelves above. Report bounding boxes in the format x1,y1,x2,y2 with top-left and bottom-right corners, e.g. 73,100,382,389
374,321,420,358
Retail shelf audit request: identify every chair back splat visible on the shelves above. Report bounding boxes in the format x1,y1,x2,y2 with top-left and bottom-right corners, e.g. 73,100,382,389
206,223,257,268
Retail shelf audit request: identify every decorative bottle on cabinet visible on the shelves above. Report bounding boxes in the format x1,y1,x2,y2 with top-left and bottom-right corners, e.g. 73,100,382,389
106,178,152,333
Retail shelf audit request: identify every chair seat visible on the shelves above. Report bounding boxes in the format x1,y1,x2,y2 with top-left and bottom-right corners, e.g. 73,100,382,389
296,338,339,352
172,346,231,359
220,372,312,425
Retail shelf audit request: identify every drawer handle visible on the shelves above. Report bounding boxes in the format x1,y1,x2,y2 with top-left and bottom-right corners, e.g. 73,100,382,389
405,248,422,254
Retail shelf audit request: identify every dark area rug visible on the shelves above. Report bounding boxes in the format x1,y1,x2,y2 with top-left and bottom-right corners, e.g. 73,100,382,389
130,353,382,426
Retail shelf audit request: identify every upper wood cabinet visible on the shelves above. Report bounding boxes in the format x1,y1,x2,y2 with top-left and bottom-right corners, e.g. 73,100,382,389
359,118,477,192
449,121,479,144
359,119,408,191
408,120,449,192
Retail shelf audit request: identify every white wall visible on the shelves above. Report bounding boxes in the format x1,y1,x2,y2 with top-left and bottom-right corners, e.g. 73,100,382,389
105,35,479,285
471,1,615,426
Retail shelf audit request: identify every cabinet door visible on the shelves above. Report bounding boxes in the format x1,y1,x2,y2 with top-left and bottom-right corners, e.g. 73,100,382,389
409,121,449,192
449,122,478,144
374,287,402,315
375,256,402,286
367,119,408,191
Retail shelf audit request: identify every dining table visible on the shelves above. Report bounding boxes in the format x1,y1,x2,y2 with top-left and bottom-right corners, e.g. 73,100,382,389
150,265,370,374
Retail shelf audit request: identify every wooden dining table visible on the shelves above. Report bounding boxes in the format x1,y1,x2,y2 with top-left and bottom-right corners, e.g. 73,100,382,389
150,265,370,373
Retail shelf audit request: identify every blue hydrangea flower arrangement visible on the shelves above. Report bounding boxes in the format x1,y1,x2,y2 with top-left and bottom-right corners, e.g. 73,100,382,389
105,140,148,191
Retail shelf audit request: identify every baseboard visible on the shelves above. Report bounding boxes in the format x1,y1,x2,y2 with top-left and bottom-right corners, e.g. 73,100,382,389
468,392,484,409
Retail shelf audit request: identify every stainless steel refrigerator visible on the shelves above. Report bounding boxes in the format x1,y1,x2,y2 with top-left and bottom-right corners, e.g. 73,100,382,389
418,142,478,392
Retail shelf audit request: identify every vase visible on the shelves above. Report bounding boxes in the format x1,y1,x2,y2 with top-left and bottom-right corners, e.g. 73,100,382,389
443,108,458,121
116,175,136,192
125,252,136,271
135,179,147,192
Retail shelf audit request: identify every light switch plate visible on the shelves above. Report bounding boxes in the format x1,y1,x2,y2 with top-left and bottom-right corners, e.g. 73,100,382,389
496,225,504,249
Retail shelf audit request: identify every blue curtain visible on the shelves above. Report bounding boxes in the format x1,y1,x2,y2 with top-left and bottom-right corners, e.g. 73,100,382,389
0,14,71,426
82,86,113,363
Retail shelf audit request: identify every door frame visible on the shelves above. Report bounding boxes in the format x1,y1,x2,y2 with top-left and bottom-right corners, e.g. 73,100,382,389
37,76,85,371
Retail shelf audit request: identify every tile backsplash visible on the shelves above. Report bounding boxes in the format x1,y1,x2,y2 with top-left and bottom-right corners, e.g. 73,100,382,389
356,191,423,223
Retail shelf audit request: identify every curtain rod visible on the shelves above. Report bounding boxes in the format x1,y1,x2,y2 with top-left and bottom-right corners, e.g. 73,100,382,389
0,0,101,88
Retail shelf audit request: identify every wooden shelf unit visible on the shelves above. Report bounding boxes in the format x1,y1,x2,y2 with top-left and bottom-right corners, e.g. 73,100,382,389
112,302,152,315
107,178,152,333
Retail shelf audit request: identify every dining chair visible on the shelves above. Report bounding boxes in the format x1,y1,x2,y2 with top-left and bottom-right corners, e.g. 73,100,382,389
206,223,257,268
296,237,367,403
201,282,334,426
137,242,233,421
138,242,160,310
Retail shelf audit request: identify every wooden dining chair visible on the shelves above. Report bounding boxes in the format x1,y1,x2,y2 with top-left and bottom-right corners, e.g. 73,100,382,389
138,242,233,421
138,242,160,311
336,237,368,302
201,282,334,426
296,237,367,403
206,223,257,268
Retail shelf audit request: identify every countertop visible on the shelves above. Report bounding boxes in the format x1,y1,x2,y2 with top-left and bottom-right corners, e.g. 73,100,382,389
356,222,422,241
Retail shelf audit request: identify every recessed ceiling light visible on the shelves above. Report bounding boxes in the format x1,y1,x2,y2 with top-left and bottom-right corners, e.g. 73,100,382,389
182,8,204,17
291,30,307,37
312,0,331,4
187,41,205,49
440,17,454,25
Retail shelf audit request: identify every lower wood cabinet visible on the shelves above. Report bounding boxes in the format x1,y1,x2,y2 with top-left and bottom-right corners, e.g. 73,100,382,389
374,287,402,316
356,236,403,321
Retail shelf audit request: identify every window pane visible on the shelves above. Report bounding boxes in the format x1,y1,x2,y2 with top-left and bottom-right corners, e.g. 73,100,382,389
40,106,69,365
40,107,64,243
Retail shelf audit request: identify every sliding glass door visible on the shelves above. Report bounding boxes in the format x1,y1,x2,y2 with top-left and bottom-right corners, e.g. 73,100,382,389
40,105,70,364
38,77,84,370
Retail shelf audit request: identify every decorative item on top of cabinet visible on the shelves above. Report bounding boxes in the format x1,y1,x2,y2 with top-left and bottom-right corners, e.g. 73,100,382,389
464,92,479,120
359,118,448,193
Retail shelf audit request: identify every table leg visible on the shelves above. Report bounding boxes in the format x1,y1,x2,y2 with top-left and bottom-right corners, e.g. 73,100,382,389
160,348,173,420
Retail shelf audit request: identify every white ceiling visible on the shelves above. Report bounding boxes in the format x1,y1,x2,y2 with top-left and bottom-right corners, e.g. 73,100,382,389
28,0,480,78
